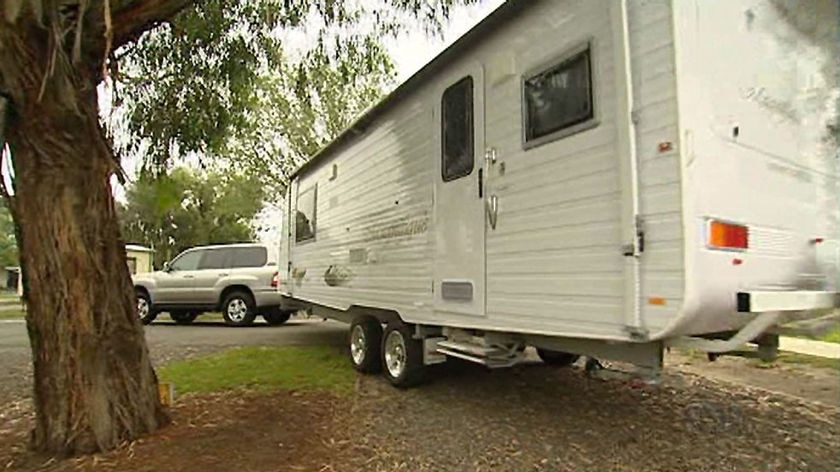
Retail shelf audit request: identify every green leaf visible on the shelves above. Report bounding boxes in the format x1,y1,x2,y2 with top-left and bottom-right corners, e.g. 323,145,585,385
3,0,24,23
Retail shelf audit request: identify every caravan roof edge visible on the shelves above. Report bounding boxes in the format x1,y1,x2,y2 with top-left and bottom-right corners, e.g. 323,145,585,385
289,0,535,180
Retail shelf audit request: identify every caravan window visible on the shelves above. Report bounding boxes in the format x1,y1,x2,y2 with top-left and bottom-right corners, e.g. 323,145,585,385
523,46,594,146
441,76,474,181
295,184,317,243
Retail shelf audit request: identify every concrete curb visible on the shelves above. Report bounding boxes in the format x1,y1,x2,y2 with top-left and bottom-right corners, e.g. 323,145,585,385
779,336,840,359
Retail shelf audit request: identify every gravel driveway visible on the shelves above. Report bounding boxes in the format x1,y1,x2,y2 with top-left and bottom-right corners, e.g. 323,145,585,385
349,357,839,472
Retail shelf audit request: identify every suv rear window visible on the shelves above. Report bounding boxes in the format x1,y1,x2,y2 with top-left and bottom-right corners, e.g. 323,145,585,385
229,247,268,268
198,248,229,269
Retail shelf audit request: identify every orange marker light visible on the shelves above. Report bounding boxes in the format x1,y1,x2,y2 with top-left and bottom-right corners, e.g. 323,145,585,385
708,220,748,250
648,297,666,306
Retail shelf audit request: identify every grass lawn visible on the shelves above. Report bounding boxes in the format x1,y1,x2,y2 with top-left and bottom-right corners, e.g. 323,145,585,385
0,309,25,319
791,323,840,344
158,346,355,395
770,351,840,371
814,324,840,344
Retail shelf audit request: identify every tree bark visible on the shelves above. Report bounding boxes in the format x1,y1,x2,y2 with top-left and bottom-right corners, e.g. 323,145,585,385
1,8,169,456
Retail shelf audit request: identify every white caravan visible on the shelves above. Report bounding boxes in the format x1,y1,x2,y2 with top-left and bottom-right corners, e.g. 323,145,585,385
278,0,839,387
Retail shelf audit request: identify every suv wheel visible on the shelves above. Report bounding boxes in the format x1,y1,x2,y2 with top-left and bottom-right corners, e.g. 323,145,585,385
170,311,198,325
262,309,292,326
222,291,257,326
135,289,157,325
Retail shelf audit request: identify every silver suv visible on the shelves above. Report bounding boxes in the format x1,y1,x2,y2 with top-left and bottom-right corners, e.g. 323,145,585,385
133,243,291,326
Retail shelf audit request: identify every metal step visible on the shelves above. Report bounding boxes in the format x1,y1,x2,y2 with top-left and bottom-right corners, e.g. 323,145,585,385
436,340,502,357
436,347,520,369
435,339,523,369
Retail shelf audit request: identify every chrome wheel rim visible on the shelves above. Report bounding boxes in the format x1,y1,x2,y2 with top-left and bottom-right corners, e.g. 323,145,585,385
137,298,149,319
384,330,407,378
227,299,248,322
350,325,366,365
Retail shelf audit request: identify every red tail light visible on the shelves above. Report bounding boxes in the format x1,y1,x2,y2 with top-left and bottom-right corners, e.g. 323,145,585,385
271,271,280,288
707,220,748,251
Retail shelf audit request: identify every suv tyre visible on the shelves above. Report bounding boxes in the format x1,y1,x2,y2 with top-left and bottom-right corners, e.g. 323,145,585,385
222,291,257,326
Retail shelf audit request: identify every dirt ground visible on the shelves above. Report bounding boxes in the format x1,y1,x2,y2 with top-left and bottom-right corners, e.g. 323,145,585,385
0,390,357,472
1,351,838,472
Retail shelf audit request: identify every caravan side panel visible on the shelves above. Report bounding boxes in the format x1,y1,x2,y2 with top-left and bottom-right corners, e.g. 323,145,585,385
480,0,631,339
288,99,435,321
628,1,685,333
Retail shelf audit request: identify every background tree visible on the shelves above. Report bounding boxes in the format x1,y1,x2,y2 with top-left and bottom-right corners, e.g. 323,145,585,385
119,168,264,266
0,0,476,456
0,203,18,269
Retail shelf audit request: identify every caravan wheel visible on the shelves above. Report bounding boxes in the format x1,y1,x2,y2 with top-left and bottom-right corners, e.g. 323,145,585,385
536,349,580,367
381,322,426,388
348,317,382,374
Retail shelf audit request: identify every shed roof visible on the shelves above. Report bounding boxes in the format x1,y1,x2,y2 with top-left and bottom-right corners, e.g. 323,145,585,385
125,244,154,253
290,0,534,180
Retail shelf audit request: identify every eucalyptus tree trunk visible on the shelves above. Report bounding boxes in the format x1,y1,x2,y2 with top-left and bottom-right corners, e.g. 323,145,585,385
0,2,170,455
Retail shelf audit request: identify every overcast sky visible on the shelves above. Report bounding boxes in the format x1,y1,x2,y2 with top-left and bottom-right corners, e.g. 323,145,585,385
389,1,504,83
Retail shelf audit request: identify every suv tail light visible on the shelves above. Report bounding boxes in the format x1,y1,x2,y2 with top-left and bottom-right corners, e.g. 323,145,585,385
271,271,280,288
707,220,748,251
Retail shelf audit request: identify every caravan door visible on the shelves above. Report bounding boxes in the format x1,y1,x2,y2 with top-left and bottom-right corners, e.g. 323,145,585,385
433,63,486,317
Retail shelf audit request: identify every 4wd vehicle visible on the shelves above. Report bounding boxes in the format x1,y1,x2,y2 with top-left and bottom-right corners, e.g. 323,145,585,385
133,243,292,326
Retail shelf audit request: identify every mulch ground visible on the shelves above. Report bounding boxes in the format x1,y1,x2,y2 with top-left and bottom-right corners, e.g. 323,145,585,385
0,390,357,472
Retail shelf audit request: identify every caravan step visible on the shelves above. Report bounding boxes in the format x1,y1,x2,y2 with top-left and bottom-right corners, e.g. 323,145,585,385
436,347,520,369
436,340,504,357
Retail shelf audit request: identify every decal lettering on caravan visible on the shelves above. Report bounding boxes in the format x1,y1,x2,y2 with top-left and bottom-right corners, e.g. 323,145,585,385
741,86,799,125
363,211,430,243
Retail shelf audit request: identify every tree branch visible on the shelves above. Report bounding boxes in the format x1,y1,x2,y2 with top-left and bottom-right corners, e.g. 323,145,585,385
111,0,194,48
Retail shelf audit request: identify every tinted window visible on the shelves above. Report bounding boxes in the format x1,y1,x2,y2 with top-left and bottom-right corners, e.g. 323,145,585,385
229,247,268,268
198,249,229,270
169,250,202,271
441,76,474,181
524,47,593,144
296,185,317,243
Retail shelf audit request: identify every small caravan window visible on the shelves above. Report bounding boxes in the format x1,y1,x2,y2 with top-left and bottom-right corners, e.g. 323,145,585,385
441,76,474,181
523,46,594,146
295,185,317,243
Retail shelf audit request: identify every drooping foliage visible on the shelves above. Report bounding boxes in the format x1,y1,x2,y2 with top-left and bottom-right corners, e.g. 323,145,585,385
110,0,480,196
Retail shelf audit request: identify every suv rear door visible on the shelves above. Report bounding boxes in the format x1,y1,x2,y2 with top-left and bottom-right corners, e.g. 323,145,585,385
192,247,232,306
228,246,271,284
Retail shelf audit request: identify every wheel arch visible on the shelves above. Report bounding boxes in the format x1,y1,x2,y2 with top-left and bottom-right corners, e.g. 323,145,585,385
134,285,151,301
218,285,254,309
347,305,402,325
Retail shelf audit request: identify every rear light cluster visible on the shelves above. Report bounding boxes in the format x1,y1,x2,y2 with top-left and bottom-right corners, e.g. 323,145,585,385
707,220,748,251
271,271,280,288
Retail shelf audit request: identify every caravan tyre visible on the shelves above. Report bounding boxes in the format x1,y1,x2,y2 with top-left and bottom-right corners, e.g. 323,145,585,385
348,317,382,374
536,349,580,367
381,322,426,388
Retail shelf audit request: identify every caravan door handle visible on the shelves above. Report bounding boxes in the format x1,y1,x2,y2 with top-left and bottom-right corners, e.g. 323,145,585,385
486,194,498,230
